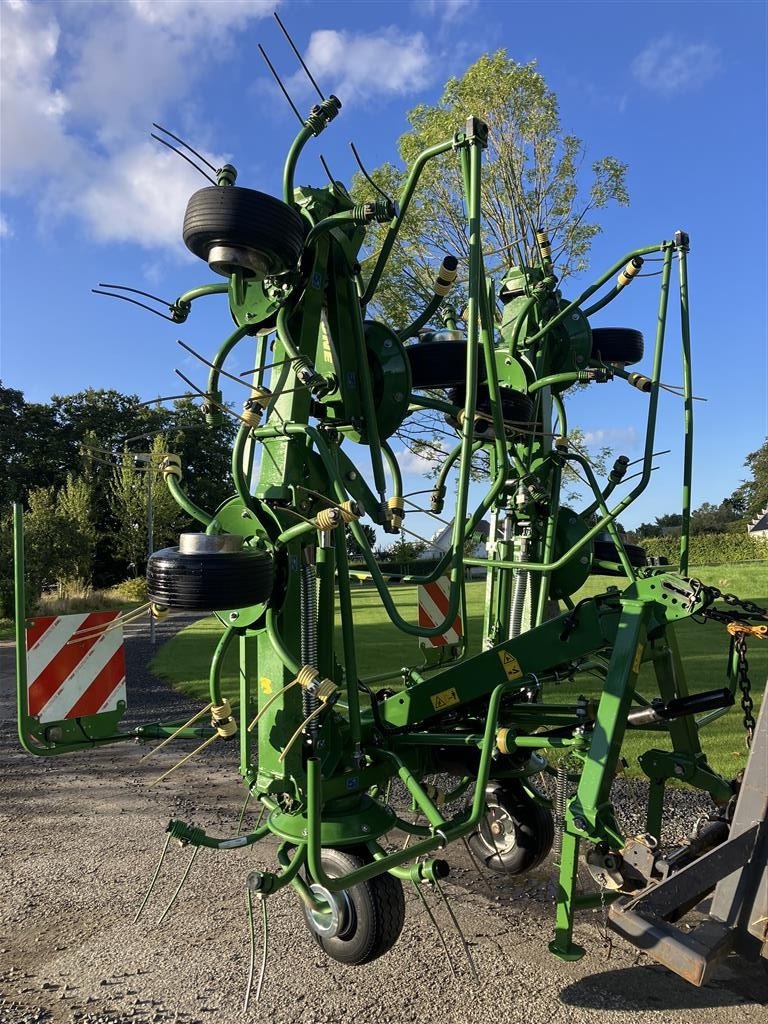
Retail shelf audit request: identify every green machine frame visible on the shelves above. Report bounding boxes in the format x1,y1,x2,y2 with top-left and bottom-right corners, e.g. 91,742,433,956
14,94,766,979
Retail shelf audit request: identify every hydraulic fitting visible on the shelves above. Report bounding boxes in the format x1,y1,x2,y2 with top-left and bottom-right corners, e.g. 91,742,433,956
433,255,458,296
387,496,405,531
618,256,644,287
160,454,182,480
211,700,238,739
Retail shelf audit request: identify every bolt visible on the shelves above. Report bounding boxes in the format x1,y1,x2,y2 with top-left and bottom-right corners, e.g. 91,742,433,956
571,313,580,321
347,471,358,481
673,763,685,776
302,828,308,837
229,612,239,621
383,339,392,349
361,825,370,834
394,392,403,402
573,816,587,831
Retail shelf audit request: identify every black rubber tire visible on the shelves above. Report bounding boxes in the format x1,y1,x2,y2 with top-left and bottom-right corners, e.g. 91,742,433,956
146,547,274,612
593,540,647,568
305,847,405,965
406,341,487,390
183,187,306,274
468,783,555,875
446,384,533,434
590,327,644,366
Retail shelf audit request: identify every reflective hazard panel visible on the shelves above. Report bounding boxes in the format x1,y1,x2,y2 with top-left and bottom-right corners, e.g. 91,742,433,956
19,612,128,755
418,577,463,648
26,612,127,723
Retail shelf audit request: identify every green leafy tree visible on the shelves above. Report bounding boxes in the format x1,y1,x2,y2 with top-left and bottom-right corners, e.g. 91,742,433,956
354,52,627,476
346,523,377,560
357,51,629,326
55,474,97,590
110,435,186,575
731,439,768,524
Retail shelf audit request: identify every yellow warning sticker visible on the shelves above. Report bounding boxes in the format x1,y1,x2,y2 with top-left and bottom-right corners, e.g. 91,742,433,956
498,650,523,681
631,644,644,675
259,676,273,695
431,687,461,711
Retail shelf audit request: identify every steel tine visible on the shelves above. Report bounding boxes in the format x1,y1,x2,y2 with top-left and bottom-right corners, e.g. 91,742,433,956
255,895,269,1003
243,887,256,1013
434,878,479,982
133,831,172,924
460,836,495,896
157,845,199,924
412,880,458,978
243,887,269,1012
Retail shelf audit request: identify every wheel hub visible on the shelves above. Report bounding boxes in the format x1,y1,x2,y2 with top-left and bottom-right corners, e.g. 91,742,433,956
304,883,352,939
481,804,518,853
207,244,271,279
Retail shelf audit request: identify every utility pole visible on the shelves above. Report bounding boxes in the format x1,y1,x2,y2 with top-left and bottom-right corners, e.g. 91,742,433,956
134,454,155,644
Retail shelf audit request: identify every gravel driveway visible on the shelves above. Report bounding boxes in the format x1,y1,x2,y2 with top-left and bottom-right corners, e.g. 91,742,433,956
1,616,765,1024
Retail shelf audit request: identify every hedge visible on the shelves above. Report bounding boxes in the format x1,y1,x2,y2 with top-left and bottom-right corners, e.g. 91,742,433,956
641,532,766,566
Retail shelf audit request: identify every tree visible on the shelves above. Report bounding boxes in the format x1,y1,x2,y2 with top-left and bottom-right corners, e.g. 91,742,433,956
689,500,741,535
110,435,186,575
358,51,629,327
55,474,97,590
346,523,377,561
634,513,683,540
731,439,768,523
354,52,627,477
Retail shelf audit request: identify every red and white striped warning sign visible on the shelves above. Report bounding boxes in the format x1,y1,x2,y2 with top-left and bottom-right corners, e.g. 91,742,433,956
418,576,463,648
26,612,127,724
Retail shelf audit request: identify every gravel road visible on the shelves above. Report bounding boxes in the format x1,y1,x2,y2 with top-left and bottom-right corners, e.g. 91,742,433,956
1,616,765,1024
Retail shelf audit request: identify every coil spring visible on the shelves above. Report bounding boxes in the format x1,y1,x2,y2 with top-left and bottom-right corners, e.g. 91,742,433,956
553,760,567,863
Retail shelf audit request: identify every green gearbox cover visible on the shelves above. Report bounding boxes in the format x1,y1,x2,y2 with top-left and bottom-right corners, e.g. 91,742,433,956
549,507,593,600
346,320,412,445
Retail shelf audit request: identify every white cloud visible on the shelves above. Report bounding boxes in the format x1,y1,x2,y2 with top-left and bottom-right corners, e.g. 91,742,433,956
0,213,12,237
583,426,639,449
297,28,433,103
71,142,226,249
395,445,447,477
130,0,272,32
0,0,77,187
0,0,272,249
419,0,476,23
632,35,722,94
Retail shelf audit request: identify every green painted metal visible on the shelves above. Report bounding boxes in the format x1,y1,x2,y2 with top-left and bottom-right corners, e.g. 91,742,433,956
12,88,760,981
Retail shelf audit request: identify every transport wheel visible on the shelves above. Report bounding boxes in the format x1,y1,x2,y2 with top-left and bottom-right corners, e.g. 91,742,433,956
146,545,274,611
468,783,554,874
303,847,405,965
590,327,644,366
183,187,306,277
406,341,487,390
592,539,647,570
446,384,533,435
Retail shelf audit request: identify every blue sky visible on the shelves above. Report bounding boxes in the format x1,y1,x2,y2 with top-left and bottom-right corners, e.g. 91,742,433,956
1,0,766,538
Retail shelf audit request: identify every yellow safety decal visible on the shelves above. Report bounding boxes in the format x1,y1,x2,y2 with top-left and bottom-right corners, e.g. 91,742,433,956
431,687,461,711
260,676,273,695
631,644,644,675
498,650,523,681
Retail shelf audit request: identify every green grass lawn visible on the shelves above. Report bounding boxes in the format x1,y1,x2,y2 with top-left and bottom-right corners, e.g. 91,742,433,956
151,562,767,778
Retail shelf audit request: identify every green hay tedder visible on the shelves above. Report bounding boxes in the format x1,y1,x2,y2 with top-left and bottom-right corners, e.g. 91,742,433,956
14,29,767,998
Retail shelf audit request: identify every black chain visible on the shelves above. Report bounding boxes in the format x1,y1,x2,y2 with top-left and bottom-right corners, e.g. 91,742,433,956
733,633,756,747
694,581,765,748
699,583,768,623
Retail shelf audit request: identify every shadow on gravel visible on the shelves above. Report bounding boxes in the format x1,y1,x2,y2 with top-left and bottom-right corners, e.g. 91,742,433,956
560,958,768,1010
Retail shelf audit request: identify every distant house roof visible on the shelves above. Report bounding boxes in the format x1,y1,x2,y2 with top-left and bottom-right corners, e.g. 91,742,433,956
748,507,768,534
